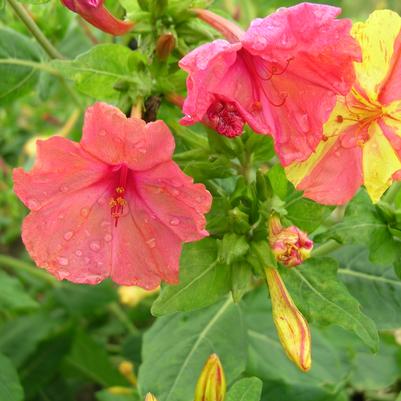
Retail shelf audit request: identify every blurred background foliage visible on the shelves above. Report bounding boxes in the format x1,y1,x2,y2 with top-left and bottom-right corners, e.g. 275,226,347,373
1,1,401,401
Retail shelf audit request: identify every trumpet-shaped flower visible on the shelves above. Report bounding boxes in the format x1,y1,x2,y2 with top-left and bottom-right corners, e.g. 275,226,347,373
61,0,133,36
179,3,361,165
286,10,401,204
13,103,211,288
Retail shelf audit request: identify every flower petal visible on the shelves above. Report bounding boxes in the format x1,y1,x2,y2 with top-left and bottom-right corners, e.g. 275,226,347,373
135,161,212,242
363,122,401,203
21,180,113,284
13,136,109,212
179,39,242,125
82,102,175,170
352,10,401,103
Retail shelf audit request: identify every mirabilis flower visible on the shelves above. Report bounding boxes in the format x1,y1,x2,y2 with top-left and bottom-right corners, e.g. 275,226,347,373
179,3,361,165
13,103,211,288
269,214,313,267
61,0,133,36
286,10,401,204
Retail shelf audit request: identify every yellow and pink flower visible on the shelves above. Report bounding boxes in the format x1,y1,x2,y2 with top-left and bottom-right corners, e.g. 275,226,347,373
287,10,401,204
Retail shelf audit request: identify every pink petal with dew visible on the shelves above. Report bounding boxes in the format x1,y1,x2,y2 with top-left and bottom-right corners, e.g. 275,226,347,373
13,136,109,212
135,161,212,242
296,136,363,205
179,39,242,124
82,102,175,171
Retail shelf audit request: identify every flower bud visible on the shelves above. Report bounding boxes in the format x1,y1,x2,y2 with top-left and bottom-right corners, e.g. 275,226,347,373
268,215,313,267
156,32,176,61
118,286,159,307
194,354,226,401
118,360,137,385
265,266,311,372
145,393,158,401
60,0,133,36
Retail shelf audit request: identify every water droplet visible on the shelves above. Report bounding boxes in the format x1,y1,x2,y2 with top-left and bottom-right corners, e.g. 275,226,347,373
146,238,156,248
58,214,64,220
137,147,147,154
196,196,204,203
57,270,70,279
27,199,40,210
80,208,89,217
60,184,69,193
297,114,310,133
57,256,69,266
90,241,101,252
99,129,107,136
169,217,180,226
75,249,83,256
171,188,180,196
104,234,112,242
64,231,73,241
97,198,106,205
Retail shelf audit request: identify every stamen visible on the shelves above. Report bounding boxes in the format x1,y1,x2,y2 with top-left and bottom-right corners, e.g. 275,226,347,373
110,165,128,227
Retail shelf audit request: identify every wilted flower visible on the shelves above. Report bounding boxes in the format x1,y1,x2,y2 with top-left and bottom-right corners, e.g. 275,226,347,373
265,266,311,371
194,354,226,401
269,215,313,267
179,3,361,165
286,10,401,204
14,103,211,288
60,0,133,36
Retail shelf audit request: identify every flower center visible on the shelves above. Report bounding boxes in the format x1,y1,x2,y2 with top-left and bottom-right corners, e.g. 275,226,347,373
206,100,245,138
110,164,128,227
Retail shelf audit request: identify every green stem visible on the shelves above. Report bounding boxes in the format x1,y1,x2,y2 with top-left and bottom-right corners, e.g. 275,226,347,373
109,302,139,335
7,0,64,60
311,239,342,258
382,181,401,204
0,58,60,76
0,254,59,287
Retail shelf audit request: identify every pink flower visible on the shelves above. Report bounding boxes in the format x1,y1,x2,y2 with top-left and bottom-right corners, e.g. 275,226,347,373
13,103,212,288
179,3,361,165
61,0,133,36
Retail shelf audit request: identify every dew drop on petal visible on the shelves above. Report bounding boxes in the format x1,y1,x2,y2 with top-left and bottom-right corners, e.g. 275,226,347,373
58,270,70,279
98,197,106,205
99,129,107,136
80,208,89,217
75,249,83,256
104,234,112,242
196,196,204,203
64,231,74,241
146,238,156,248
58,214,64,220
90,241,101,252
171,188,180,196
27,199,40,210
60,185,69,193
57,256,69,266
169,217,180,226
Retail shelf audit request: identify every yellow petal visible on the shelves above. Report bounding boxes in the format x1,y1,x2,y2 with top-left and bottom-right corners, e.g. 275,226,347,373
352,10,401,101
265,267,311,372
363,121,401,202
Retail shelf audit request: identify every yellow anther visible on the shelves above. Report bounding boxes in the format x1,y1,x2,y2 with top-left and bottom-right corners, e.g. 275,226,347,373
116,186,125,194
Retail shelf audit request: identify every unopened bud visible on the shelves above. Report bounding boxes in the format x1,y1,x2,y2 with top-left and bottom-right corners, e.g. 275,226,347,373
268,215,313,267
145,393,158,401
265,266,311,372
118,360,137,385
194,354,226,401
156,32,176,60
118,286,159,307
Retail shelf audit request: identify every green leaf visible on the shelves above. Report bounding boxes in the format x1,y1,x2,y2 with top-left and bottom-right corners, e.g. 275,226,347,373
51,45,151,100
0,271,38,310
335,245,401,330
285,192,334,232
226,377,263,401
67,330,127,387
316,190,398,265
96,389,140,401
139,298,247,401
0,353,24,401
218,233,249,265
151,239,231,316
267,164,287,200
0,28,41,104
280,257,379,351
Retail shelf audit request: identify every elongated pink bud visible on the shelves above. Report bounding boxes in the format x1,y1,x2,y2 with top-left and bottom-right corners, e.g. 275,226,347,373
265,266,311,372
61,0,134,36
268,215,313,267
192,8,244,42
194,354,226,401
